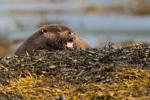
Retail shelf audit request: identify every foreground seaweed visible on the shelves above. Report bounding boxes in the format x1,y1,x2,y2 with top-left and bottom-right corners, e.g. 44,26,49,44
0,42,149,99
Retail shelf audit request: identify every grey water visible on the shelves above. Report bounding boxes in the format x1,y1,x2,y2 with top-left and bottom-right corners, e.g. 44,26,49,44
0,1,150,47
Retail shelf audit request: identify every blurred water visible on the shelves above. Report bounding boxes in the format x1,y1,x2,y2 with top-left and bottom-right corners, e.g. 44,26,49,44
0,1,150,47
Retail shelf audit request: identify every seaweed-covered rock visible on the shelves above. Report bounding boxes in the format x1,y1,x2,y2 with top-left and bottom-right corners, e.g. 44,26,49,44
0,42,149,99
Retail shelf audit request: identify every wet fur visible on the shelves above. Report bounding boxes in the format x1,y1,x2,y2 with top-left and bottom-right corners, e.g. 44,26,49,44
73,35,92,49
15,24,92,55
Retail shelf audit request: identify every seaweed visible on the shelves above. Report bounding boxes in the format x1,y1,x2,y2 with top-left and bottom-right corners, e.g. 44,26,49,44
0,42,149,99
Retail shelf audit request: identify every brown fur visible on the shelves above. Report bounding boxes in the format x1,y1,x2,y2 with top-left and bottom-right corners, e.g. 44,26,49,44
73,35,92,49
15,24,92,55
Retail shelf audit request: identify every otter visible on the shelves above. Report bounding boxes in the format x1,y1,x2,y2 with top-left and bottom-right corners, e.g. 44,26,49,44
15,24,92,55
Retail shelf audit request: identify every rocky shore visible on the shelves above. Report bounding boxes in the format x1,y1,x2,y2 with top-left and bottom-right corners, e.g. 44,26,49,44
0,42,149,99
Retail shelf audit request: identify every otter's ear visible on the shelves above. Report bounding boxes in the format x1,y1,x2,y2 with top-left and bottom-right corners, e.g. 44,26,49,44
34,28,45,36
41,29,47,33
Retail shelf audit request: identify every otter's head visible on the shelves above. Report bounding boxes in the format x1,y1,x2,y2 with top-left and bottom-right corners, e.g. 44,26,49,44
39,24,76,49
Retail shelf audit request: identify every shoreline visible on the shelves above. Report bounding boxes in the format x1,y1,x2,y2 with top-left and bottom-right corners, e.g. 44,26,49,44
0,42,149,99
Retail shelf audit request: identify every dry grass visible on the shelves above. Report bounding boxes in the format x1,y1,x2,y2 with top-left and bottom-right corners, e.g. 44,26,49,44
0,66,149,100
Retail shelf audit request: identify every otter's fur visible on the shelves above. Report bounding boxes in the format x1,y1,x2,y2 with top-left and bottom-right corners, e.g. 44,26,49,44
15,24,92,55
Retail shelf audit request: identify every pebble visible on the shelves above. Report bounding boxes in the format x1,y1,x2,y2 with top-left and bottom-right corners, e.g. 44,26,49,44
49,65,57,69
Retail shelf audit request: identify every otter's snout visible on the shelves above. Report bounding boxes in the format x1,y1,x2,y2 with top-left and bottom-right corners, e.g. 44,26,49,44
68,32,76,42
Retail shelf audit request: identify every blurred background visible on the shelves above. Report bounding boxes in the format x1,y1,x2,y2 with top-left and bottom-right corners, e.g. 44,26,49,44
0,0,150,55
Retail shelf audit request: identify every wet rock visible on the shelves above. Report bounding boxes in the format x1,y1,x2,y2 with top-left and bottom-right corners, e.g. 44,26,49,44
0,42,149,85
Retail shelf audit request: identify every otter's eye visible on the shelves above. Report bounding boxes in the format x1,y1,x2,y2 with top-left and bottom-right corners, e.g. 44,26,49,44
69,32,74,35
42,29,47,33
68,31,72,35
